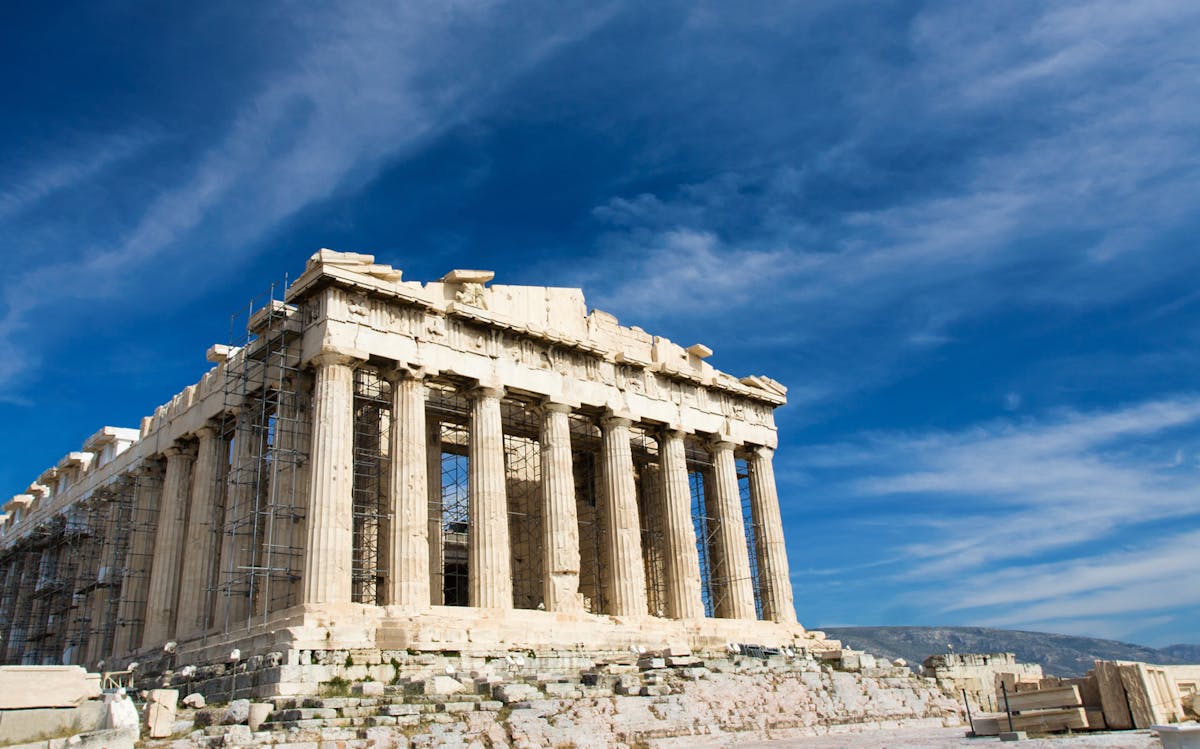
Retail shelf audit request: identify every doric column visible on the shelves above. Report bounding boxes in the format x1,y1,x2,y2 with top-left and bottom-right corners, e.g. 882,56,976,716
114,465,163,653
5,551,37,662
658,430,705,619
426,419,444,605
746,446,795,623
142,445,195,647
222,409,263,625
709,440,756,620
176,426,225,638
302,353,357,605
540,401,581,612
385,368,430,608
599,415,647,616
468,386,512,608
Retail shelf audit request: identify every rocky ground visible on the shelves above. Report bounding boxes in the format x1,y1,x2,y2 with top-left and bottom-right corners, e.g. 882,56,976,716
138,650,963,748
707,726,1164,748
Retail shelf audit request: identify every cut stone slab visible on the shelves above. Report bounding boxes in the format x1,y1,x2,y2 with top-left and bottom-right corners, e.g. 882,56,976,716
0,666,102,709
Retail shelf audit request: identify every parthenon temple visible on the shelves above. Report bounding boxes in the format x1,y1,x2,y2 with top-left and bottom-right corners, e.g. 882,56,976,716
0,250,813,681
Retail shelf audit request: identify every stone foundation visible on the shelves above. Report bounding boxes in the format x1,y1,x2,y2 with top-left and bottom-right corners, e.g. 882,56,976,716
142,648,963,749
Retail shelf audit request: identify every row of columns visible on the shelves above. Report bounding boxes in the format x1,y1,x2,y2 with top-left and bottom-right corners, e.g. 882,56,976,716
304,355,796,623
1,350,798,667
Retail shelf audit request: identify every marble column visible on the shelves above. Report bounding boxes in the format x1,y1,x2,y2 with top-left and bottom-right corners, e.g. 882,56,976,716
302,353,357,605
658,430,705,619
114,465,163,653
709,440,757,620
223,410,262,625
385,368,430,608
426,420,444,605
176,426,225,638
540,401,581,612
5,551,37,662
599,416,647,616
746,446,796,623
142,445,195,647
468,386,512,608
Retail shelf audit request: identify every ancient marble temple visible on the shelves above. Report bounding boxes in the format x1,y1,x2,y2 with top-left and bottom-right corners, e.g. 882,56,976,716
0,250,808,673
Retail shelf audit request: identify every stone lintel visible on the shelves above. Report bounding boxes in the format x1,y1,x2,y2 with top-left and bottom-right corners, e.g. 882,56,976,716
205,344,235,363
686,343,714,359
440,269,495,284
58,451,94,471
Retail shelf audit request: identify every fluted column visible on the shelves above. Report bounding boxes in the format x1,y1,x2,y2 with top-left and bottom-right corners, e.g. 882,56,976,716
468,386,512,608
114,465,163,653
142,445,195,646
658,430,705,619
385,368,430,608
176,426,225,637
747,446,795,623
540,401,581,612
599,416,647,616
302,353,357,605
709,440,756,620
5,551,37,662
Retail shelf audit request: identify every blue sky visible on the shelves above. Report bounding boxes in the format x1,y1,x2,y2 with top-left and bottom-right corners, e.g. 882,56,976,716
2,1,1198,647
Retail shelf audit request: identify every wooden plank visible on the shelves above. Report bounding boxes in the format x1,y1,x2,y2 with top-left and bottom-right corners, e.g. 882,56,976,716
1008,707,1088,733
1084,707,1107,730
1094,660,1134,730
1005,685,1082,712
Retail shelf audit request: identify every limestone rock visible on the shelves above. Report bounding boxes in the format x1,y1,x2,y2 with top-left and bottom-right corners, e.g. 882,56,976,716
145,689,179,738
221,699,250,725
182,693,206,709
192,708,218,727
247,703,271,731
424,675,466,696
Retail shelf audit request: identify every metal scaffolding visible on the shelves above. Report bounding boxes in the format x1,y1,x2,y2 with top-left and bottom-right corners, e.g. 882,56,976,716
427,384,470,606
570,413,606,615
687,441,719,618
502,397,542,611
737,456,764,620
215,280,308,633
631,427,667,617
351,368,391,605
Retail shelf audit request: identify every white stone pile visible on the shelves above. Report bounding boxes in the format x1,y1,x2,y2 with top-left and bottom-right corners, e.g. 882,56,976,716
139,649,962,749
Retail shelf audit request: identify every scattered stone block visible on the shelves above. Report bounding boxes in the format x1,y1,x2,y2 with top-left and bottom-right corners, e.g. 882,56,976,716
493,683,539,703
353,681,385,696
221,698,250,725
145,689,179,738
247,702,272,731
182,693,206,709
424,675,466,696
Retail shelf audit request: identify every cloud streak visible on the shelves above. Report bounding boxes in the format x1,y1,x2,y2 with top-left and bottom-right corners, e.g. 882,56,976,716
798,396,1200,641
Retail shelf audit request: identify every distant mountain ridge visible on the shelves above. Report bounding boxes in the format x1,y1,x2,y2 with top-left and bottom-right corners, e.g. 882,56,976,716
820,626,1198,678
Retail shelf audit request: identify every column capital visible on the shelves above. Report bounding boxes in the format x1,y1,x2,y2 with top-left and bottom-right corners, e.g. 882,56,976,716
163,443,197,460
541,398,576,415
473,384,505,400
601,414,633,429
747,444,775,460
382,361,436,382
194,424,220,440
309,350,362,369
708,436,739,453
659,426,692,441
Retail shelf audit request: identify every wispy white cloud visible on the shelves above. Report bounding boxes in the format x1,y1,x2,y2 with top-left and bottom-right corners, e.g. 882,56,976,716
0,1,618,396
569,0,1200,407
800,396,1200,639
